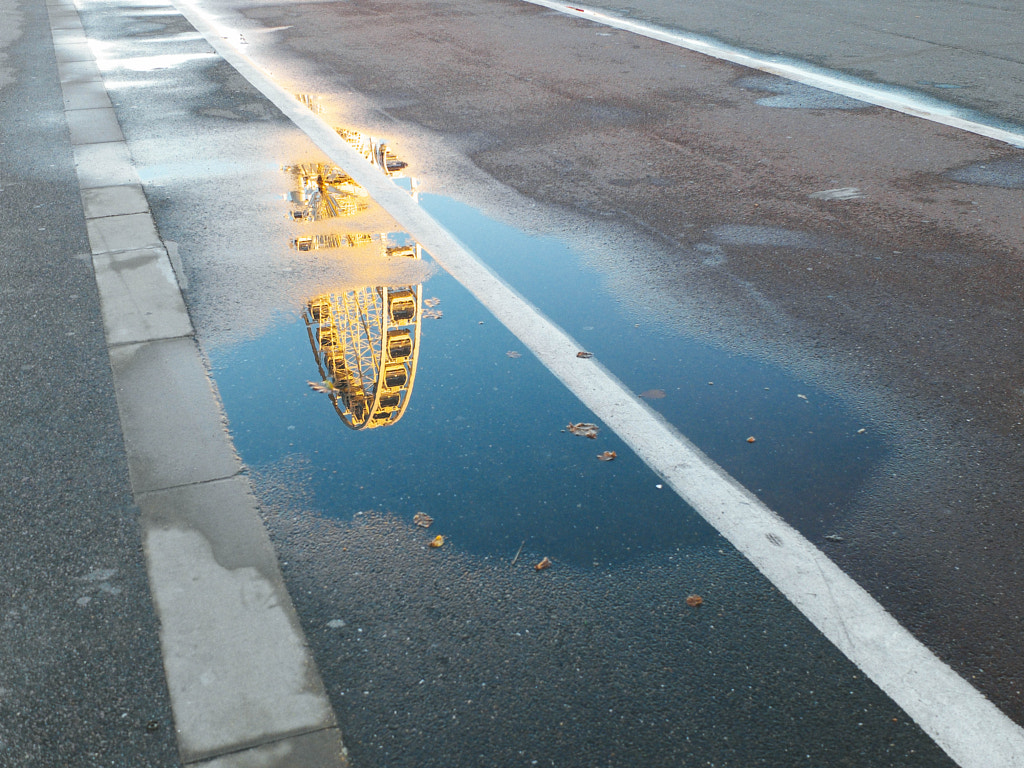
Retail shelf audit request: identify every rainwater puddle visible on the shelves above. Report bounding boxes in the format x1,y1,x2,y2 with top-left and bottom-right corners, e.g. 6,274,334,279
735,74,870,110
210,162,887,568
213,263,718,566
944,155,1024,189
417,193,887,538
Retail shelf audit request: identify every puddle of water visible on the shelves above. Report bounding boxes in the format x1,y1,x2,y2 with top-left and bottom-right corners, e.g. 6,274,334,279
416,193,888,540
212,262,719,565
90,20,955,766
709,223,829,248
736,74,870,110
206,148,719,566
213,162,887,557
944,155,1024,189
200,144,935,768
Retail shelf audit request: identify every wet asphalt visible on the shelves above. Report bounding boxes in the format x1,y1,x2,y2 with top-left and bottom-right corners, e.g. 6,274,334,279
206,0,1024,732
0,0,180,764
2,0,1023,765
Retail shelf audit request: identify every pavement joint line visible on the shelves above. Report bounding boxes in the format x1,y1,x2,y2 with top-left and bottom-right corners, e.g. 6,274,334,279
520,0,1024,149
185,726,349,768
46,5,348,765
181,724,345,766
169,1,1024,765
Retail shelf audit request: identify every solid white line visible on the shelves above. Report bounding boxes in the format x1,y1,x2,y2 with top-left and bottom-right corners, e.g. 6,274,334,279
521,0,1024,149
169,2,1024,765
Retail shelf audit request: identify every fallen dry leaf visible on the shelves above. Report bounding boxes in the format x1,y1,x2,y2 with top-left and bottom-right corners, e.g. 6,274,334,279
576,351,593,359
428,535,444,548
422,308,443,320
413,512,433,528
567,422,599,439
639,389,666,399
534,556,552,571
746,436,756,443
307,380,339,394
506,350,522,358
686,594,703,608
597,451,617,461
424,297,441,307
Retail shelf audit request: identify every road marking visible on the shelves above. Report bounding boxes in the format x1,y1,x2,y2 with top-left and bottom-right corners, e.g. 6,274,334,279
169,2,1024,765
521,0,1024,149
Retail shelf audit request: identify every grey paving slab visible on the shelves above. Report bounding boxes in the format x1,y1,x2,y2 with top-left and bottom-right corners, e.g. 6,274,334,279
66,105,124,144
93,247,194,345
138,477,338,764
73,140,138,188
62,79,113,111
192,728,349,768
53,42,92,62
46,12,84,31
82,183,150,219
58,58,103,84
109,337,241,493
87,210,162,253
51,28,87,46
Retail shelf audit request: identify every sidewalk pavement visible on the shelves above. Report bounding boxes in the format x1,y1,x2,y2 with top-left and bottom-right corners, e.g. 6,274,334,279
0,0,347,765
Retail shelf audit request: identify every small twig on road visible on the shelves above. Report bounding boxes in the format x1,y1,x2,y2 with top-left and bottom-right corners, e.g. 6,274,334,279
510,539,526,567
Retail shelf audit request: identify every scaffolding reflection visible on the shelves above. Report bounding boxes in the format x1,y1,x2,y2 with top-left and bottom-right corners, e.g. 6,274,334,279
303,239,422,430
335,128,408,176
285,162,368,221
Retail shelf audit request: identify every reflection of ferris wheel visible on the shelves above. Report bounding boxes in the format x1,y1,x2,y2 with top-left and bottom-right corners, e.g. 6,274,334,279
304,243,422,430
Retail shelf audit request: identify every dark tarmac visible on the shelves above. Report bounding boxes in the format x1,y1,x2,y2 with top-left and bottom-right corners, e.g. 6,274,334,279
2,0,1023,764
0,0,180,763
227,0,1024,726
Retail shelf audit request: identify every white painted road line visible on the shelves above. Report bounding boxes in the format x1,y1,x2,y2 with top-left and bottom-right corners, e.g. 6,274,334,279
522,0,1024,149
171,1,1024,765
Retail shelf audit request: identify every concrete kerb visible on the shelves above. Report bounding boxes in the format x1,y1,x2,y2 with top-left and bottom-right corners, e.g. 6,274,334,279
47,3,349,765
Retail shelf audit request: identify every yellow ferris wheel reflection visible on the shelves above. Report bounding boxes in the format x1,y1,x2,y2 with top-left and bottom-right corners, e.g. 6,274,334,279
304,241,422,430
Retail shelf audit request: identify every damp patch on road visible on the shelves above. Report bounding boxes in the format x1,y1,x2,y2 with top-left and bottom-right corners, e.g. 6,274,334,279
944,155,1024,189
735,74,871,110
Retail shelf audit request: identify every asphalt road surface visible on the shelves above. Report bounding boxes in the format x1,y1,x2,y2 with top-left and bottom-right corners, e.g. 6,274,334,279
30,0,1024,764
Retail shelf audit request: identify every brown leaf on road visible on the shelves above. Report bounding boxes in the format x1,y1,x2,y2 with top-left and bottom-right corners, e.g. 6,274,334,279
308,380,339,394
746,436,756,443
686,595,703,608
428,535,445,548
413,512,433,528
534,557,552,571
597,451,617,461
424,297,441,307
576,351,593,358
422,308,443,319
639,389,666,399
567,422,599,439
506,350,522,358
